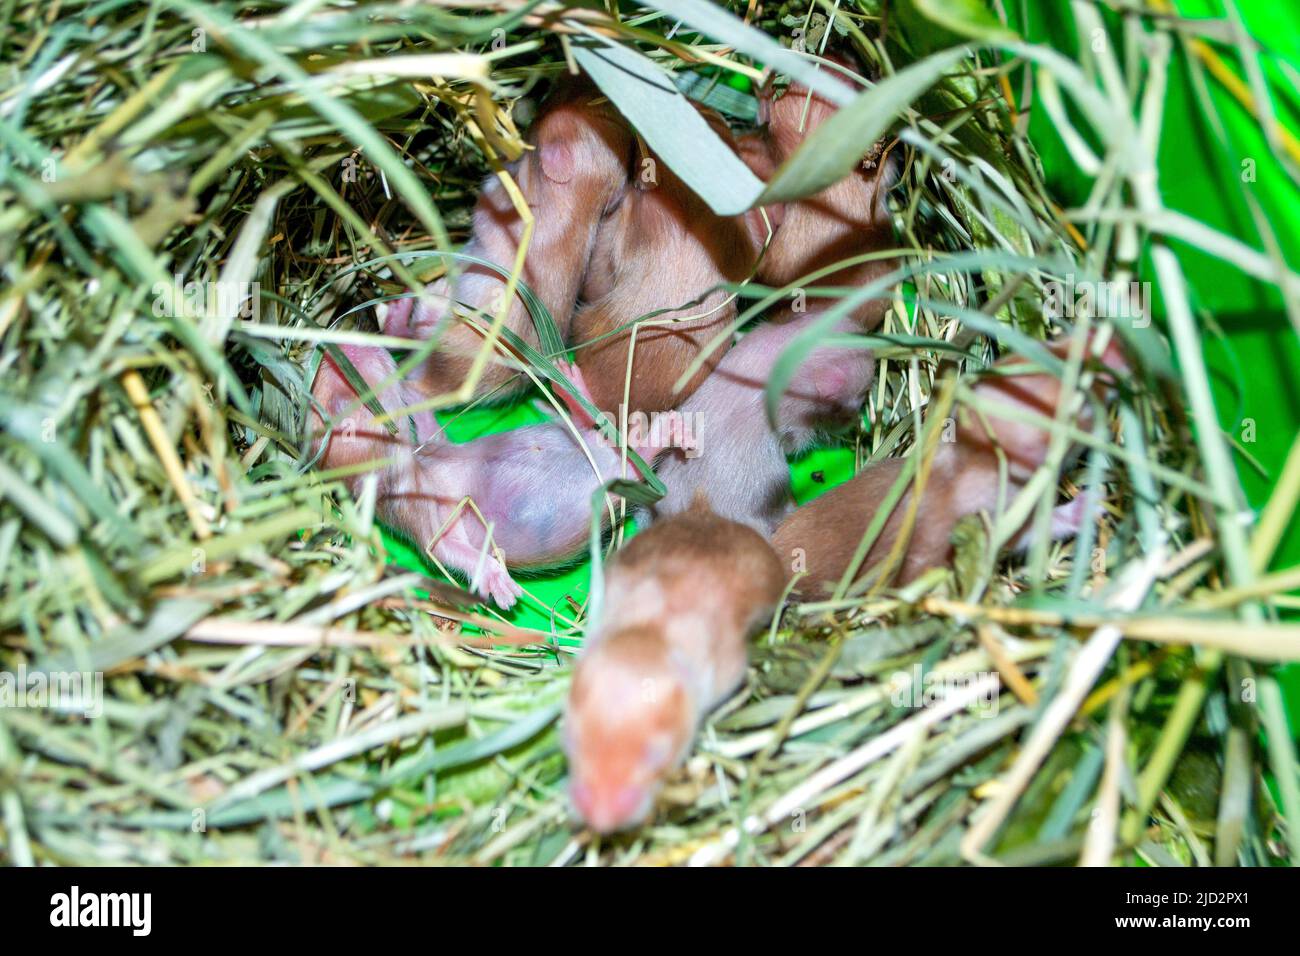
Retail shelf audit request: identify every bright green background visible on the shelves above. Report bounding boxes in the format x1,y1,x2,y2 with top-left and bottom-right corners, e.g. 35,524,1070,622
1001,0,1300,731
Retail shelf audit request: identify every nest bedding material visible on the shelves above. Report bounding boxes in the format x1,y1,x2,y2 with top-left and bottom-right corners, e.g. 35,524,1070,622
0,0,1298,866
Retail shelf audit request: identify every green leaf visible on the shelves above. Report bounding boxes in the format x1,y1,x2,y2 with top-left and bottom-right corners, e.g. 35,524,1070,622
118,776,375,830
35,597,213,674
913,0,1018,42
381,705,560,783
599,477,663,508
760,46,971,204
675,70,758,122
949,512,989,594
572,40,763,216
761,248,1078,426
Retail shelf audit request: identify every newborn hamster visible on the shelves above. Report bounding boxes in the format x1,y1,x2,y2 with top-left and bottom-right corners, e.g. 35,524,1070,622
772,332,1127,594
384,78,633,402
756,51,899,331
308,343,438,477
383,361,665,608
569,113,780,418
647,312,874,535
564,496,787,833
314,349,661,607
